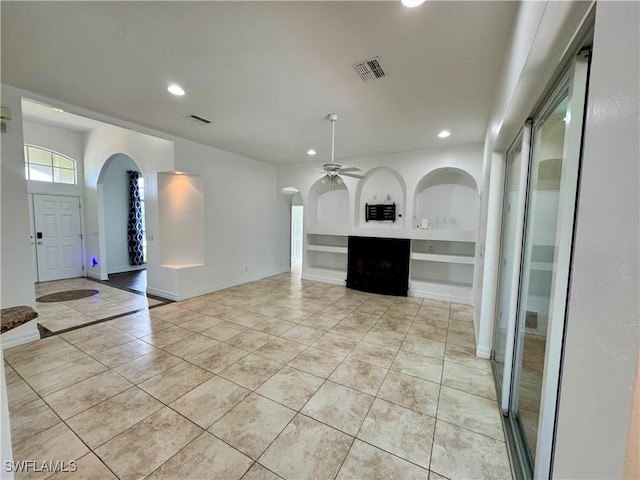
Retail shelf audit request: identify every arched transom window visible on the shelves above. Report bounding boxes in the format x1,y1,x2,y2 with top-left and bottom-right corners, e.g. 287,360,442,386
24,145,77,185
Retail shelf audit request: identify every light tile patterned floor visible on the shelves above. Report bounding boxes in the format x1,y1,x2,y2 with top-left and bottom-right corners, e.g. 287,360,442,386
5,270,512,480
34,278,166,332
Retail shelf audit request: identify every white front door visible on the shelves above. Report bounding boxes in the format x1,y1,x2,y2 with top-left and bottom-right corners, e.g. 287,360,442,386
33,195,83,282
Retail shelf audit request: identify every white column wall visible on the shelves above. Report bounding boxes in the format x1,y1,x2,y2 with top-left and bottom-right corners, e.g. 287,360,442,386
553,1,640,477
0,85,36,308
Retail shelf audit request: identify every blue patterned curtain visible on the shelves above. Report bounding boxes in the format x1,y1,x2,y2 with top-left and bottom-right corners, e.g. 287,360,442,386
127,171,145,266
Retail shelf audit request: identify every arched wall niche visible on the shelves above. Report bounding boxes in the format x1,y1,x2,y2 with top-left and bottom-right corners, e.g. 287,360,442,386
355,167,406,228
307,178,349,226
413,167,480,231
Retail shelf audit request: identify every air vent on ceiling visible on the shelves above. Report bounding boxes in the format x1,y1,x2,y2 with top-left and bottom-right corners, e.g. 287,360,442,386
188,114,212,125
352,57,386,83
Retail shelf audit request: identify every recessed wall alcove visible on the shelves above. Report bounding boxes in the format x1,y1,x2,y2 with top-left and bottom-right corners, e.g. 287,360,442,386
413,167,479,231
307,178,350,226
355,167,406,228
157,172,205,267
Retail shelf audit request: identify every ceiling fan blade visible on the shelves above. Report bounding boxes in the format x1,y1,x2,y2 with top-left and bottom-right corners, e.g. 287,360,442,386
339,167,361,173
342,172,366,179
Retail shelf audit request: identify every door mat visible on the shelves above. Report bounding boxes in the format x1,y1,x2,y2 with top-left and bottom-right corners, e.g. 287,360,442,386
36,289,99,302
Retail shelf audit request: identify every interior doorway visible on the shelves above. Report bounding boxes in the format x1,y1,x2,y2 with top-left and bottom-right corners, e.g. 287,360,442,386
291,192,304,266
97,153,147,291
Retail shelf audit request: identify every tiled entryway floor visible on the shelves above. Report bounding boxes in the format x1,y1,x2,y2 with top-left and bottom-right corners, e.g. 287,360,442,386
5,270,512,480
34,277,166,332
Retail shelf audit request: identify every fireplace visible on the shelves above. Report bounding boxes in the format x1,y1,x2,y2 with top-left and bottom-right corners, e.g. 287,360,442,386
347,236,410,296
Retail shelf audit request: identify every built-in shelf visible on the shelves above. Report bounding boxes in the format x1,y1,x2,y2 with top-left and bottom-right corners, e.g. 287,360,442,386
306,245,348,254
410,252,475,264
305,225,476,242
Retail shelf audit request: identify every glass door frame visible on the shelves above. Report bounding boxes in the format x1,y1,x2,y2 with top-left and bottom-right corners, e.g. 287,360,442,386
493,49,590,479
491,124,532,414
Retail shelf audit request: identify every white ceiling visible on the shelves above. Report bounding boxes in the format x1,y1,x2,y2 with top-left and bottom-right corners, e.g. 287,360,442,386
21,99,105,133
1,1,518,166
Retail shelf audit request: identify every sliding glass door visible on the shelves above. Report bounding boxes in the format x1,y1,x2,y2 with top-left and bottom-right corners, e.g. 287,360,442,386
493,50,590,478
492,127,530,411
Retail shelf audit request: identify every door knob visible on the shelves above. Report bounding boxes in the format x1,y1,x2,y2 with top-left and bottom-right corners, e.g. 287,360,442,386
37,241,43,245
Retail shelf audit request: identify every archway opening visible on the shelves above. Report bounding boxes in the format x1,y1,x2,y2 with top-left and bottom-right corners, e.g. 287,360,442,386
97,153,147,292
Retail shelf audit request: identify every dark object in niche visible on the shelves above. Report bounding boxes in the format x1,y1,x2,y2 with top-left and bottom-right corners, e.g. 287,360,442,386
365,203,396,222
347,236,410,296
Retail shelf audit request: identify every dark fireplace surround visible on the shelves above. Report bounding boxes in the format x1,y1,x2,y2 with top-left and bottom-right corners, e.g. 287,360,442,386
346,236,410,296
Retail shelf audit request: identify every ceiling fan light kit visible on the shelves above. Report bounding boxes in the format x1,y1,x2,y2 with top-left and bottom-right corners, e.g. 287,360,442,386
320,113,364,191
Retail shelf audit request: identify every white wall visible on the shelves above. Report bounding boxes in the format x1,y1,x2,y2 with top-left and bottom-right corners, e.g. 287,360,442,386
553,2,640,477
309,180,350,226
101,153,143,274
1,85,36,308
168,138,287,299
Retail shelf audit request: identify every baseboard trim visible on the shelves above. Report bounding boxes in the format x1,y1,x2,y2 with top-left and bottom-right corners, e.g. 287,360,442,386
87,271,108,281
300,274,346,286
145,287,179,301
147,268,290,302
408,289,472,305
1,320,40,349
107,265,146,275
475,345,491,359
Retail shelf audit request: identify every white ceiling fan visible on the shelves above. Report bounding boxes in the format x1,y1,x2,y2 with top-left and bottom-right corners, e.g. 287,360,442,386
321,113,364,188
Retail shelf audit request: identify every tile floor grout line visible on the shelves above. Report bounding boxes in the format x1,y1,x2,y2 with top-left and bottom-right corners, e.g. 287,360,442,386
10,364,122,480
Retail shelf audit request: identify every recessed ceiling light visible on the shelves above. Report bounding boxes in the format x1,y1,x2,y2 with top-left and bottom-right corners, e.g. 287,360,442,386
401,0,426,7
438,130,451,138
167,84,185,96
307,149,317,156
52,107,64,113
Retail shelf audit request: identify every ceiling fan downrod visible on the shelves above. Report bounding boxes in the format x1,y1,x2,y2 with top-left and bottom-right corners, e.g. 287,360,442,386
328,113,338,165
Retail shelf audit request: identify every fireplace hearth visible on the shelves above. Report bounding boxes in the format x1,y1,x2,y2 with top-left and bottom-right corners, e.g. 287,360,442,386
346,236,410,296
